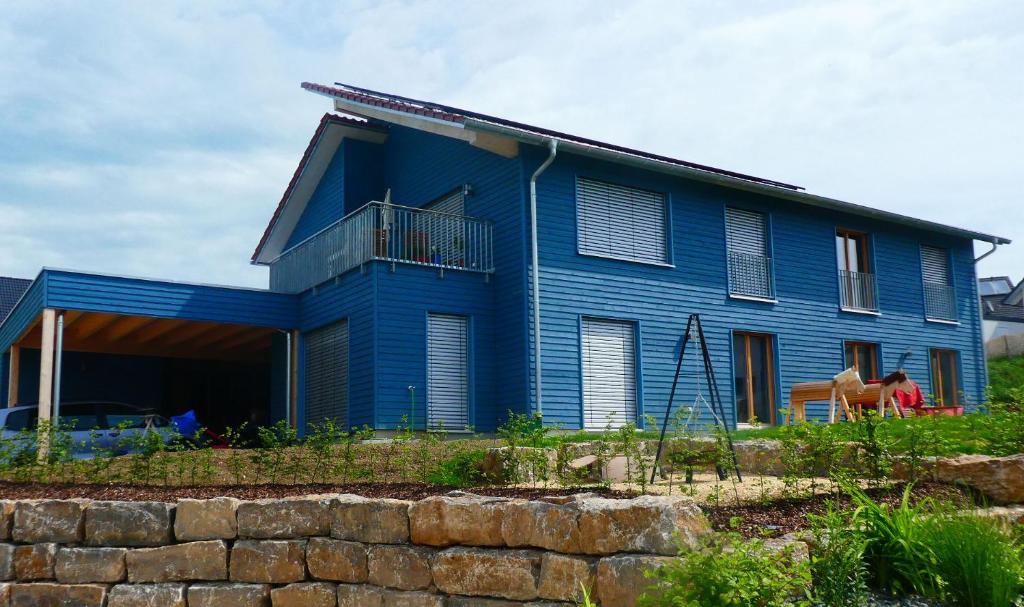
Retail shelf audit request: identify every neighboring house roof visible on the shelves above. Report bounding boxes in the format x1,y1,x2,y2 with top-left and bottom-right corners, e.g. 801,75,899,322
0,277,32,322
979,276,1015,297
256,81,1010,262
982,294,1024,323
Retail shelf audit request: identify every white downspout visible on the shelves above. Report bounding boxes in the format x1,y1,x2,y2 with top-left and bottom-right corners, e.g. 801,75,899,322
530,139,558,416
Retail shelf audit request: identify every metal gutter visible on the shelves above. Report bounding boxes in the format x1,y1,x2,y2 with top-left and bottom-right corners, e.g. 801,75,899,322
464,118,1012,246
529,140,558,416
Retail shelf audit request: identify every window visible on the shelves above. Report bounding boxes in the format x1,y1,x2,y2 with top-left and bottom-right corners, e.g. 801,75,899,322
581,318,638,430
576,177,668,264
304,320,350,428
844,341,879,380
733,332,776,425
929,349,960,406
725,207,773,298
921,246,956,321
427,314,470,431
836,229,877,311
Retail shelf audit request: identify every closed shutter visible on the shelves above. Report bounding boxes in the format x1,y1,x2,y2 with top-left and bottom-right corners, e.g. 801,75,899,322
577,178,667,264
725,208,767,256
921,246,950,284
581,318,637,430
421,191,466,266
304,320,349,428
428,314,469,430
424,190,464,216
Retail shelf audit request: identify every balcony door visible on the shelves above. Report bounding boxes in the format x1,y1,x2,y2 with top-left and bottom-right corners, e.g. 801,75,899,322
427,313,470,431
581,318,638,430
837,229,876,311
733,332,776,425
844,341,879,380
929,349,960,406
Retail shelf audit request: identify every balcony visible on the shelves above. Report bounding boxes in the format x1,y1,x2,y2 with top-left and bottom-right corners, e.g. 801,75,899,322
270,201,494,294
838,269,878,312
728,251,774,300
924,281,957,321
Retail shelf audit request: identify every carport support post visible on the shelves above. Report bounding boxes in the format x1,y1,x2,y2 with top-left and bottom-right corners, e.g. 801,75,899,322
6,346,19,407
37,308,57,461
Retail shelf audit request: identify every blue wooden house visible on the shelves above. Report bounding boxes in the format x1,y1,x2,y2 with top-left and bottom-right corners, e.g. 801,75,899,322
0,82,1010,434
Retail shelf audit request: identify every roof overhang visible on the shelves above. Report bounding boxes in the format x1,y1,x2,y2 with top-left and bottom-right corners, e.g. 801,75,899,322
304,81,1011,246
252,114,388,264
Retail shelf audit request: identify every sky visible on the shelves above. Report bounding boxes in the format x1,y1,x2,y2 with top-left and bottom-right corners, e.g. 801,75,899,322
1,0,1022,289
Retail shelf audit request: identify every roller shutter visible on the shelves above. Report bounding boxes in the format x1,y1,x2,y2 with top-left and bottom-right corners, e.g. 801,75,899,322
725,208,768,255
581,318,637,430
921,246,950,285
304,320,349,428
577,178,667,264
428,314,469,430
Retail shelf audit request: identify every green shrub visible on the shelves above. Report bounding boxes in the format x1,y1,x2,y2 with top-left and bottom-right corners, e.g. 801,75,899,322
639,533,812,607
918,512,1024,607
426,449,487,487
989,355,1024,403
808,506,869,607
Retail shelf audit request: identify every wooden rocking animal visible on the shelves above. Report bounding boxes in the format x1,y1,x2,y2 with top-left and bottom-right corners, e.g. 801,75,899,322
844,370,915,419
786,367,864,425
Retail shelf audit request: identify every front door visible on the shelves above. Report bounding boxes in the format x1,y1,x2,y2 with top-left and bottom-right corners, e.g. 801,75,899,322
733,332,776,425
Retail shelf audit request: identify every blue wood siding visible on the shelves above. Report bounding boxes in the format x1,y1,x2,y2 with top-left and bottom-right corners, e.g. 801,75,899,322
524,145,986,429
287,144,346,248
44,270,298,328
343,138,385,215
373,264,497,431
296,268,376,430
384,126,528,422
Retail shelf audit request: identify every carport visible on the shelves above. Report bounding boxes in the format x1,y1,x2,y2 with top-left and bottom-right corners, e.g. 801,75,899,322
0,269,300,441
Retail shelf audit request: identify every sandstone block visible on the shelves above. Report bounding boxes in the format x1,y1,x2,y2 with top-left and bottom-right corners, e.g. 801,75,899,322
379,588,444,607
432,547,541,601
596,554,673,607
332,497,410,544
9,582,106,607
336,583,383,607
576,495,709,555
174,497,239,541
12,501,84,543
0,502,14,541
237,498,332,538
0,582,9,607
13,544,56,581
54,547,126,583
0,544,13,581
107,583,188,607
270,582,337,607
538,552,597,602
231,540,306,584
501,499,581,553
936,454,1024,504
188,583,270,607
408,494,508,547
307,538,367,583
448,599,567,607
85,501,173,546
126,540,227,582
367,545,434,590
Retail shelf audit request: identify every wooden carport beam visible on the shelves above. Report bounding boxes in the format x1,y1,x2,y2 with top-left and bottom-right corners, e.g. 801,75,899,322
71,313,120,341
101,315,159,342
7,345,19,407
37,309,57,460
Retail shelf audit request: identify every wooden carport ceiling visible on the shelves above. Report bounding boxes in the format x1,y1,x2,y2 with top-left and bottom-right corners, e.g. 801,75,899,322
16,312,275,362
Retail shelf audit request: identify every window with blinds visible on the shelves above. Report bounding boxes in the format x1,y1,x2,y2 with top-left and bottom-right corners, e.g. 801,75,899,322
304,320,349,428
576,177,668,264
921,245,956,321
427,314,470,431
581,318,638,430
725,207,773,298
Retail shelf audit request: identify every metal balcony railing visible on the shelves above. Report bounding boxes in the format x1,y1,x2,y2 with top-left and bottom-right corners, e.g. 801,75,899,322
728,251,774,299
838,269,879,312
924,282,957,321
270,201,494,294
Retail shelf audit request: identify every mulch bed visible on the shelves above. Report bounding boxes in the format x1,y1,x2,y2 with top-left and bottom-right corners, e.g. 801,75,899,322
704,482,977,538
0,481,632,502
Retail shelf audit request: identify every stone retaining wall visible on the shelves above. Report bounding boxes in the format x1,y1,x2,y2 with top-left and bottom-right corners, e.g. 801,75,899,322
0,492,709,607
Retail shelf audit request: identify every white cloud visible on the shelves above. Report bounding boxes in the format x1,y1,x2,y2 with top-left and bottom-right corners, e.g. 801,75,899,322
0,0,1021,287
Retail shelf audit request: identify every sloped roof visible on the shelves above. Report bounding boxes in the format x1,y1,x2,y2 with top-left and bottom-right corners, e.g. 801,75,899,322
286,81,1009,249
982,294,1024,323
252,113,387,262
0,277,31,322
